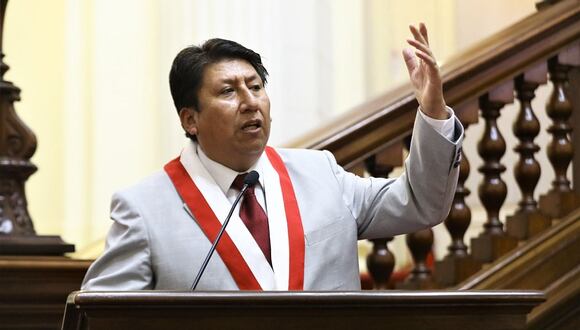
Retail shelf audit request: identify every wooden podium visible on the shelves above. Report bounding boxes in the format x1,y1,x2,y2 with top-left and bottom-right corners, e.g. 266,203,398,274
62,290,544,330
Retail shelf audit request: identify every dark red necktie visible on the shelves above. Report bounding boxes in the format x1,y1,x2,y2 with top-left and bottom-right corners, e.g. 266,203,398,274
232,174,272,265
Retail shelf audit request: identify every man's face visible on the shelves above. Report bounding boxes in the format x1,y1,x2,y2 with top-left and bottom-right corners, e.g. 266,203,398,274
187,59,271,171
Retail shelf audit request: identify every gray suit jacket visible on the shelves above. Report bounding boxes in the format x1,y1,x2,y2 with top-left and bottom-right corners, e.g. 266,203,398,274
82,111,463,290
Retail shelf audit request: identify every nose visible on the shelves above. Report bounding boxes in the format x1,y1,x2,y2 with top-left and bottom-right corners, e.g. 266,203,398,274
239,87,259,113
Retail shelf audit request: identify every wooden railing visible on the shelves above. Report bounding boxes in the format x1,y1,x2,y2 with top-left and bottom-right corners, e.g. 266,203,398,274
289,0,580,292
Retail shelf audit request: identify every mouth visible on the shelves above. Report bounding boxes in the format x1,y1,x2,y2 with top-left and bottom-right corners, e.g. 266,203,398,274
241,119,263,132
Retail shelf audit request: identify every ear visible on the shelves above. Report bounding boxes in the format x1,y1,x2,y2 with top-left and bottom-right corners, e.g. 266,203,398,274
179,107,198,136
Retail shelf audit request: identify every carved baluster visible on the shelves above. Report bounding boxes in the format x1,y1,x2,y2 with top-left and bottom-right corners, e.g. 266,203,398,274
365,237,394,290
471,84,518,263
397,228,436,289
539,55,580,219
507,66,551,240
435,101,480,287
446,148,471,257
364,144,402,289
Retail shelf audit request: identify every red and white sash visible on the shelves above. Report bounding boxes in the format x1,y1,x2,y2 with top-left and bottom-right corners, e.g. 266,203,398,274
164,145,305,290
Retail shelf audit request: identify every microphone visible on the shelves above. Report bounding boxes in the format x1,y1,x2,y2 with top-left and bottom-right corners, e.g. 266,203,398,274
191,170,260,290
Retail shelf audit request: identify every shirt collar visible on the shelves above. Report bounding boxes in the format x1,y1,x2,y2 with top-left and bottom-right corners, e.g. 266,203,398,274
194,141,265,194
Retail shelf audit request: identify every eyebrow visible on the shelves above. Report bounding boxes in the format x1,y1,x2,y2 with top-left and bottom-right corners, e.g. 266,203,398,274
218,73,260,84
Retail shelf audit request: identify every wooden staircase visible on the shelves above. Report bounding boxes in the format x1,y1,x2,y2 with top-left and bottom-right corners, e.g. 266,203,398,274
289,0,580,327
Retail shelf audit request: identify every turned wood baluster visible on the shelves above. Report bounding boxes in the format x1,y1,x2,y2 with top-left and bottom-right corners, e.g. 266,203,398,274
538,56,579,219
446,148,471,256
365,237,394,290
471,88,518,263
443,102,477,259
364,150,398,290
479,95,507,235
397,228,435,289
506,69,551,240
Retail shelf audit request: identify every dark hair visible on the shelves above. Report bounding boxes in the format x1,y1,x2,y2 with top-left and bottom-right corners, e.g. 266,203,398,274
169,38,269,114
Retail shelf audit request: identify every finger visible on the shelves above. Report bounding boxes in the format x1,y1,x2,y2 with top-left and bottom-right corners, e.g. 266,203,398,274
419,22,429,45
409,24,427,46
402,48,418,74
414,49,437,67
407,39,433,58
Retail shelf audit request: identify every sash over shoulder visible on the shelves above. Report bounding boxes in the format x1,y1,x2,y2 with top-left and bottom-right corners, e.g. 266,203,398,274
164,146,305,290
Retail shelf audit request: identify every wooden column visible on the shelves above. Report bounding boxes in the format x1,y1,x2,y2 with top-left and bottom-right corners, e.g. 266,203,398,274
0,0,73,255
471,83,518,263
435,100,481,287
538,53,580,219
506,65,551,240
363,144,402,289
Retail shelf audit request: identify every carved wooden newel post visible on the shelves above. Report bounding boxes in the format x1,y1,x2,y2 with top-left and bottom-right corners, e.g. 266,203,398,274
0,0,73,255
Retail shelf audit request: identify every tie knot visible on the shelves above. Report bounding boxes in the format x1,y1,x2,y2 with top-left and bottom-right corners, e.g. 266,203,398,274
232,173,248,191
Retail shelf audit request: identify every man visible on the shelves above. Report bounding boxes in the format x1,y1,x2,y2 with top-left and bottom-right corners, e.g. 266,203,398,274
82,23,463,291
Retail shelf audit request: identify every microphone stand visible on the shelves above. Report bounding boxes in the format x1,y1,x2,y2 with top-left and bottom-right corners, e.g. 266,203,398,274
190,182,251,290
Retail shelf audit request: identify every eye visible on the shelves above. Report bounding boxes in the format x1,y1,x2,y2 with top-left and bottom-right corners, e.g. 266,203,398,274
220,87,234,95
251,84,262,91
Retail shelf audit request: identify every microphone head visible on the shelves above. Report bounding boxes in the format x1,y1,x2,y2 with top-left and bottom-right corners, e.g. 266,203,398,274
244,171,260,186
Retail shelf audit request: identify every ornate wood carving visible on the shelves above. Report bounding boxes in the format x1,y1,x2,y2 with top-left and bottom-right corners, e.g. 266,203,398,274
538,56,579,219
0,0,73,255
506,68,551,240
0,0,36,237
471,90,518,263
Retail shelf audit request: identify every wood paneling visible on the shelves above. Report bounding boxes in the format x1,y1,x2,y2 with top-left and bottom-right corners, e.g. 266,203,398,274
63,291,545,330
0,256,91,329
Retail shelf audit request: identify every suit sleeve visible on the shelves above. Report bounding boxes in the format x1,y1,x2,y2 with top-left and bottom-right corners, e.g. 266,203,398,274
326,109,464,239
81,191,154,290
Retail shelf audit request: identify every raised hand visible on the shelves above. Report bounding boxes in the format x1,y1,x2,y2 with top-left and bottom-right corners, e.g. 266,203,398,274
402,23,447,119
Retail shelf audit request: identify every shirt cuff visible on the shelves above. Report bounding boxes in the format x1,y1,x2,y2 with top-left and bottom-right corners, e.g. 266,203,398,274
418,106,456,141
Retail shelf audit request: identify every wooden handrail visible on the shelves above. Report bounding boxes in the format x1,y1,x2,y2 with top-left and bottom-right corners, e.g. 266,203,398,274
287,0,580,170
457,208,580,290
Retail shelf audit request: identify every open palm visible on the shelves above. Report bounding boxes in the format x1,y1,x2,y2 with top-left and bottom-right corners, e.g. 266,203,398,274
403,23,447,119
